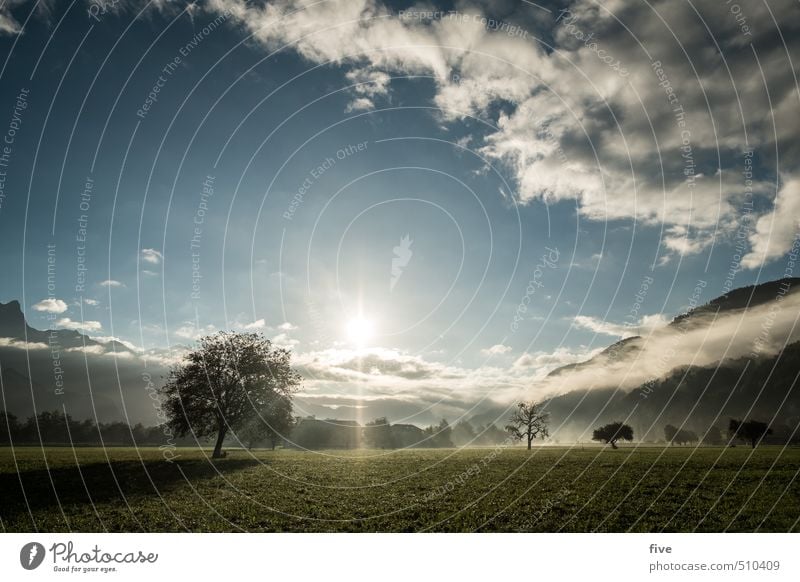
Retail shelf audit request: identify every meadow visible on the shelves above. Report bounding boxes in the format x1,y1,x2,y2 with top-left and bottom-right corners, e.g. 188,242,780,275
1,445,799,532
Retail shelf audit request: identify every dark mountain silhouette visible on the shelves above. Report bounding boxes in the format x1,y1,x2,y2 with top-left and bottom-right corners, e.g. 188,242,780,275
0,300,165,424
546,277,800,380
547,335,642,378
542,341,800,443
476,278,800,442
0,300,133,353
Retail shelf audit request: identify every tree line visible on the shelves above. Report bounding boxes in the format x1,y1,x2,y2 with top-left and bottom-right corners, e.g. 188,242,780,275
1,333,782,454
0,409,196,446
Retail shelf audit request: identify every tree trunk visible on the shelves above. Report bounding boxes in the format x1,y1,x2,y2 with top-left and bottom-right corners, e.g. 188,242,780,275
610,440,618,449
212,425,227,458
527,438,532,450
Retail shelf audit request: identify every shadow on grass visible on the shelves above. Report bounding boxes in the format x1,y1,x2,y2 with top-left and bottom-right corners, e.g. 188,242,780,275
0,456,260,524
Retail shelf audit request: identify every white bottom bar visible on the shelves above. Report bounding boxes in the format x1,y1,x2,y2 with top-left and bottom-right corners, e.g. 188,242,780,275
1,533,798,581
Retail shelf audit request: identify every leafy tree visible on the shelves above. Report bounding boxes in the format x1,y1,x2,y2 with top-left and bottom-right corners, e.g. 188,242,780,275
238,393,295,449
664,424,698,446
364,417,395,449
505,401,549,450
729,418,773,449
592,421,633,449
475,423,506,446
451,420,477,447
390,423,426,448
424,419,454,448
162,332,301,458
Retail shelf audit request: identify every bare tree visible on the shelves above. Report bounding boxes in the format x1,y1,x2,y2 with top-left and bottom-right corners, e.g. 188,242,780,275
505,401,549,449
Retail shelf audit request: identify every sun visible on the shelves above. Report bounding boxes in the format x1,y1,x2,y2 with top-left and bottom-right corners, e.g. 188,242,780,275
345,317,375,346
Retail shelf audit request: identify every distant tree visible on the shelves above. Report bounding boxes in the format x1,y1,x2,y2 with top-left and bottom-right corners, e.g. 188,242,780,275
505,401,549,450
451,420,477,447
664,424,697,446
729,418,773,449
391,423,426,448
702,425,723,445
424,419,454,448
592,421,633,449
476,423,506,446
162,332,301,458
364,417,395,449
238,393,295,449
290,416,328,449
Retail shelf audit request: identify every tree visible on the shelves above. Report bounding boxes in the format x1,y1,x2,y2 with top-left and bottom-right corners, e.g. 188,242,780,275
664,424,698,446
364,417,395,449
505,401,549,450
592,421,633,449
238,393,295,450
451,420,477,447
664,424,678,445
729,418,773,449
475,423,506,446
423,419,454,448
162,332,301,458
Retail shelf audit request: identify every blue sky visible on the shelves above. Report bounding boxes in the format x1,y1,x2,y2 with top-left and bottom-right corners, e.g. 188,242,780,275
1,0,798,423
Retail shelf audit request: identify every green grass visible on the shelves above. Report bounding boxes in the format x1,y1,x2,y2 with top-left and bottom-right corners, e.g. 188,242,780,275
1,445,799,532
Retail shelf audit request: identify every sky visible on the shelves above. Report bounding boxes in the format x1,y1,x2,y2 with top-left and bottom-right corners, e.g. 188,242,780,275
0,0,798,425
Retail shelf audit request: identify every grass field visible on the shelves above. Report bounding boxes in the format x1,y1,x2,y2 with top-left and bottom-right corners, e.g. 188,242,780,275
1,445,799,532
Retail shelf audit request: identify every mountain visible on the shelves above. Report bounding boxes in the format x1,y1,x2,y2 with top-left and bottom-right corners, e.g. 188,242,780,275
0,300,166,424
542,341,800,443
538,277,800,442
0,300,133,353
546,277,800,380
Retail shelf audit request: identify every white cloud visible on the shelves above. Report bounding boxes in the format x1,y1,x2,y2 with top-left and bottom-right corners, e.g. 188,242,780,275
174,323,216,340
140,248,163,264
0,337,48,350
56,318,103,332
242,319,266,330
66,345,107,355
344,68,391,111
344,97,375,113
100,279,124,288
93,335,140,352
346,68,391,97
0,0,28,36
481,344,512,356
272,333,300,349
32,298,68,313
84,298,100,306
572,313,669,338
513,347,602,374
278,322,298,331
544,289,800,395
742,177,800,269
205,0,800,264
